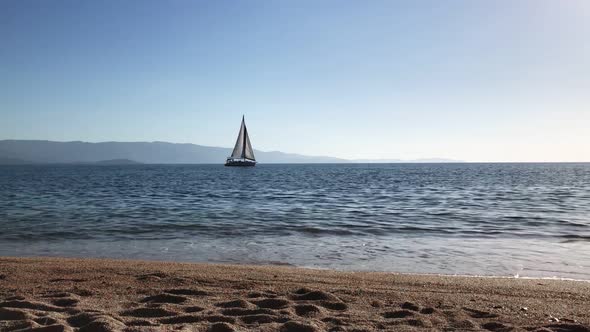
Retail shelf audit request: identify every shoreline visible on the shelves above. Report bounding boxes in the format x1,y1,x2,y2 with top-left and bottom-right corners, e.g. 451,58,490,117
3,254,590,283
1,257,589,331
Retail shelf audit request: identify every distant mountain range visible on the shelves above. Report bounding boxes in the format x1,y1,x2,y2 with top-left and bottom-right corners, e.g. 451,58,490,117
0,140,461,164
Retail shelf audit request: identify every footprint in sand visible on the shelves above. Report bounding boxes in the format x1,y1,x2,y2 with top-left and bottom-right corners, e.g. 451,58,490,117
544,323,590,332
42,292,72,298
135,272,168,281
44,293,80,307
247,291,277,299
43,291,86,309
0,320,36,331
382,309,414,318
51,298,79,307
49,278,87,283
216,299,251,308
208,322,236,332
290,288,348,314
5,296,26,301
67,312,106,327
71,289,94,297
401,301,421,311
482,321,513,331
292,289,340,302
280,321,319,332
157,314,236,325
127,319,158,327
202,315,236,324
0,307,34,320
66,312,126,332
184,306,205,313
321,317,348,326
390,318,434,328
0,300,66,312
78,316,125,332
241,314,286,324
121,307,177,318
33,316,59,326
220,308,276,316
450,318,479,330
294,287,313,294
165,288,209,296
159,315,202,324
141,293,187,304
370,300,383,308
320,301,348,311
251,298,291,309
420,307,436,315
463,307,499,319
36,323,73,331
295,304,323,317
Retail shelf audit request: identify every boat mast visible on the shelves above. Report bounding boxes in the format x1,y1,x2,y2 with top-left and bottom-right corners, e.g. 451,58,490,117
241,116,247,160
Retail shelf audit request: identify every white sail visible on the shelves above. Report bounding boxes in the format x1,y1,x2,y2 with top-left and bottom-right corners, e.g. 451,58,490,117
244,126,255,160
229,116,255,161
230,118,245,159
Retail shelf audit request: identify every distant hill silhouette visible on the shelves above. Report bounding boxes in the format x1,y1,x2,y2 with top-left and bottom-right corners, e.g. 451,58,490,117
93,159,142,165
0,140,346,164
353,158,463,163
0,140,461,164
0,157,34,164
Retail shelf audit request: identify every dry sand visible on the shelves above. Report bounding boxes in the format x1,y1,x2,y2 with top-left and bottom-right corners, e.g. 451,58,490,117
0,257,588,332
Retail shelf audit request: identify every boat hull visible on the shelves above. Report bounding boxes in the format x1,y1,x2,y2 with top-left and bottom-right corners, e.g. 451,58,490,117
224,159,256,167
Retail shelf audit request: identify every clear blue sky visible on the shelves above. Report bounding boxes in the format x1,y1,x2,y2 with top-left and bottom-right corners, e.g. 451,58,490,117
1,0,588,161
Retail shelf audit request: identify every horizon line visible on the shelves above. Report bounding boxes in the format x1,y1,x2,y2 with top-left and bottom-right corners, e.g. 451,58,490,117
2,138,590,163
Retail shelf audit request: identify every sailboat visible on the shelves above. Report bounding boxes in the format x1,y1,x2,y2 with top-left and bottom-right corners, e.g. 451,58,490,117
225,116,257,167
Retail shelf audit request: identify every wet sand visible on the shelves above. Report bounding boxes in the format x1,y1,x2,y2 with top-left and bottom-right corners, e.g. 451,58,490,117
0,257,588,332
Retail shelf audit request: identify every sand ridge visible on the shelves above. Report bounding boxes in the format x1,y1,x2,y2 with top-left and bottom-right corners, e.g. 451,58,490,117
0,257,589,331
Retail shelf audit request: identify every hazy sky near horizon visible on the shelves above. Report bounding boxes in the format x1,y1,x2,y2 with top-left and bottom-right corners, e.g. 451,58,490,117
1,1,589,162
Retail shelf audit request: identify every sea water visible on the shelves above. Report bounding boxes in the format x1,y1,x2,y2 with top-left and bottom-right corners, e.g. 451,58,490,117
1,163,589,279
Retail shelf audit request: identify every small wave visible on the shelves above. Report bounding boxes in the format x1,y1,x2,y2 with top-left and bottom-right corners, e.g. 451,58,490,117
1,163,590,278
559,234,590,242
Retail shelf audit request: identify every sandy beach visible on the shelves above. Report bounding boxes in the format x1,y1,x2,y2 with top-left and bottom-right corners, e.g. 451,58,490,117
0,257,589,332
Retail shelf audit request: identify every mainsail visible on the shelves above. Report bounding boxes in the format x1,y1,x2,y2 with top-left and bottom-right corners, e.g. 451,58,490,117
230,116,255,161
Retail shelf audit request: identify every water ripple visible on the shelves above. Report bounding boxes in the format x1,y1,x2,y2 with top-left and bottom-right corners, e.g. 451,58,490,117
0,163,589,279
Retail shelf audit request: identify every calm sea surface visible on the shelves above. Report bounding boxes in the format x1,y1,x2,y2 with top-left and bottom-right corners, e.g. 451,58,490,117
1,163,589,279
